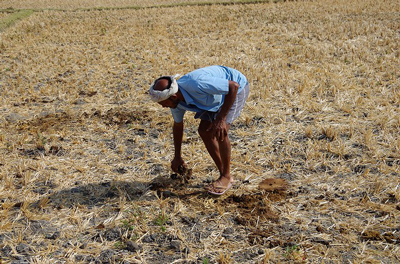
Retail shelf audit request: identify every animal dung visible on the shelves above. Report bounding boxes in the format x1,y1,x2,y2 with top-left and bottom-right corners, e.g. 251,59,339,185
258,178,288,191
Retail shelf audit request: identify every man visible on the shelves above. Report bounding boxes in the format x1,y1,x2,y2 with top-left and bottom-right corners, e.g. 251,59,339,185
149,65,250,195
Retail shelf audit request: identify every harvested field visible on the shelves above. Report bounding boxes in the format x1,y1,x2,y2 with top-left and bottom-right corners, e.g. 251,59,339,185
0,0,399,263
0,0,263,10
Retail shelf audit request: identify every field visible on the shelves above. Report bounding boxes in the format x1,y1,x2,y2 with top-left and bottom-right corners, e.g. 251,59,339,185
0,0,399,263
0,0,264,10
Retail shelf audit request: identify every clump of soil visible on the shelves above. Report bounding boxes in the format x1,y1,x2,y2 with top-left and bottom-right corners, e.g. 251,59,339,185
221,178,288,226
170,165,192,184
222,193,279,225
150,166,194,198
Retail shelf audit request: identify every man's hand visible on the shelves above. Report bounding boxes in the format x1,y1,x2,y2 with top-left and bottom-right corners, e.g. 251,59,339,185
208,117,228,141
171,156,186,173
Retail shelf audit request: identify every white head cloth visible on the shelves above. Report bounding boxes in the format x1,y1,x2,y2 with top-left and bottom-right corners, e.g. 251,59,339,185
149,74,180,102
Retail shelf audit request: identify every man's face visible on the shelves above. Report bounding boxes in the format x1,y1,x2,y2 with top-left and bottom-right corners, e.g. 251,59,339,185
158,96,179,109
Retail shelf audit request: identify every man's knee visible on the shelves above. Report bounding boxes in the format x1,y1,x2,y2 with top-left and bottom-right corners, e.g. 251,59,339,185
198,121,211,138
198,126,208,138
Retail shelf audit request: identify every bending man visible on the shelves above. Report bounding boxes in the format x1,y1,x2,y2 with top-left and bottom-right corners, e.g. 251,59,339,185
149,65,250,195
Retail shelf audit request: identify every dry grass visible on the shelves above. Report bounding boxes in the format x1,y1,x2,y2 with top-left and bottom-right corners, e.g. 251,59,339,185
0,0,399,263
0,0,272,10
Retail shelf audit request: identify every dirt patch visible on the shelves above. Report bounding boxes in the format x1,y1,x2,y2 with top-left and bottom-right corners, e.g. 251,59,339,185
259,178,288,192
16,111,75,132
151,174,287,227
361,229,400,244
149,167,196,198
221,193,280,226
7,106,159,136
96,107,153,126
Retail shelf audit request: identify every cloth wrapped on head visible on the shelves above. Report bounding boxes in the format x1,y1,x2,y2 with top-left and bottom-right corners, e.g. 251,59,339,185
149,74,180,102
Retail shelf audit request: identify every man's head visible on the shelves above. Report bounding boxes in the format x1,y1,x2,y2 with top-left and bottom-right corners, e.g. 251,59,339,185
154,78,171,92
149,75,180,108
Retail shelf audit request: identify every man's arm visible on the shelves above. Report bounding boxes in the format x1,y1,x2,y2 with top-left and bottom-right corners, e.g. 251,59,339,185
208,80,239,140
171,121,185,172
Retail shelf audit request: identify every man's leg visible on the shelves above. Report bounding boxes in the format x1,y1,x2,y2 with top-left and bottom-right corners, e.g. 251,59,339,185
198,120,233,190
197,84,249,193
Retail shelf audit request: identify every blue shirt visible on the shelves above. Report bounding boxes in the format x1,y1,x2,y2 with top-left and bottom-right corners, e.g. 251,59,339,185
171,65,248,123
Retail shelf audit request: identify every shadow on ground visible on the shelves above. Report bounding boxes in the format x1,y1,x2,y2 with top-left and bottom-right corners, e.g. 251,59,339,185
33,180,151,209
31,173,206,210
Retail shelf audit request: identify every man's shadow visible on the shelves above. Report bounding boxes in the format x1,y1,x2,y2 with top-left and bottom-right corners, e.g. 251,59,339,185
35,180,151,210
34,175,206,210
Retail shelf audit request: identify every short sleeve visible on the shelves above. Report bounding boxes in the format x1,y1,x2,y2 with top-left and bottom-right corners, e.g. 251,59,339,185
170,107,186,123
197,76,229,95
